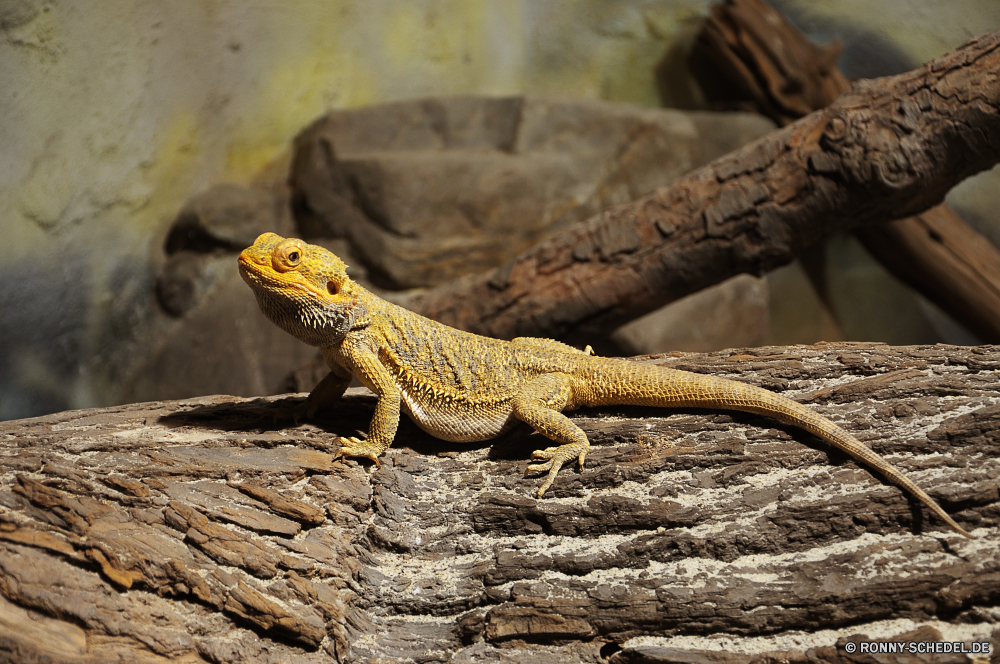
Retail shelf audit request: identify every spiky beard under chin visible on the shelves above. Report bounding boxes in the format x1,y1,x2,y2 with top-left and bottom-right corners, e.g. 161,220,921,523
256,290,354,347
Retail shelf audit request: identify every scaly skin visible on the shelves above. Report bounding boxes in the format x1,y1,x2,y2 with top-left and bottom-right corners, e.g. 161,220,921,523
239,233,972,538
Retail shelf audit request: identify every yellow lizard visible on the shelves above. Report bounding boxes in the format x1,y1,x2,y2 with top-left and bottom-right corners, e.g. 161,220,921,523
239,232,972,538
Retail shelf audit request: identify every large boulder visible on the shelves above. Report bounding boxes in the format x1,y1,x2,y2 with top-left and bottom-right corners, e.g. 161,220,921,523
127,98,778,405
290,96,775,290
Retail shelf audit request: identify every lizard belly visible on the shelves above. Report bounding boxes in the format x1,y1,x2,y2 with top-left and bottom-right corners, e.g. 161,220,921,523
399,389,516,443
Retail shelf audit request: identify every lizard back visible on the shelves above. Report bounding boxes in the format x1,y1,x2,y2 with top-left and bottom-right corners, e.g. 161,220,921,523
366,301,524,442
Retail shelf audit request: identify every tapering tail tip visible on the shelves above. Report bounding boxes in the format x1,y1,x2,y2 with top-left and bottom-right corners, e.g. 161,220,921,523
948,519,975,539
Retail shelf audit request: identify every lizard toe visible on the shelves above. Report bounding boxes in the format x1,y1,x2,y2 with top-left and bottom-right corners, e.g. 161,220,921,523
336,437,382,466
528,444,588,496
525,459,555,475
535,460,565,498
530,446,560,461
526,446,564,476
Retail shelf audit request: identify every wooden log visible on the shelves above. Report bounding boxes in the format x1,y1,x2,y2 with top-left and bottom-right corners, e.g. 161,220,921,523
689,0,1000,343
405,28,1000,347
1,343,998,661
689,0,848,123
856,205,1000,343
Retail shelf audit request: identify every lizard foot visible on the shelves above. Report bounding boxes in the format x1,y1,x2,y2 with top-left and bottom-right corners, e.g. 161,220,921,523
267,398,316,426
526,446,587,498
334,436,382,467
291,399,318,426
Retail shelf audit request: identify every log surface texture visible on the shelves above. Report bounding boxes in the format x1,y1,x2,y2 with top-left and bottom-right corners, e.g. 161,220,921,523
1,343,999,662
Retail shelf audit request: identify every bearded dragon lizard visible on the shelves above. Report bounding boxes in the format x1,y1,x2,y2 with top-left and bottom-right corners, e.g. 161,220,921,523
239,232,971,538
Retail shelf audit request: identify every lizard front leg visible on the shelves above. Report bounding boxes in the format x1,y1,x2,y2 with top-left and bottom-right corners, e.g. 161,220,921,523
513,373,589,498
336,344,402,465
288,344,354,422
294,369,352,422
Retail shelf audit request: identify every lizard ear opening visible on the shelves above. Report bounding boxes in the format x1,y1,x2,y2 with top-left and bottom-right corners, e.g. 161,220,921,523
327,281,340,295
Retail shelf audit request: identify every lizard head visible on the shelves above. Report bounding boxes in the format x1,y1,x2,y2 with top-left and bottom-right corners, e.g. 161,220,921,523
238,232,367,346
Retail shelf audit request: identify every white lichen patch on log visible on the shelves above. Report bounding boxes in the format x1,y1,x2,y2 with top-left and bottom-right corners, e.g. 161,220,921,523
624,617,997,655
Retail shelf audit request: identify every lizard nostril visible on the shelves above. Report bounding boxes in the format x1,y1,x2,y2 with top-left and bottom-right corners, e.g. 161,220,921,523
327,281,339,295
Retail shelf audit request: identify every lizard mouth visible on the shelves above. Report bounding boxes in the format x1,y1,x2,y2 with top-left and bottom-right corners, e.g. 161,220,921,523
237,253,330,302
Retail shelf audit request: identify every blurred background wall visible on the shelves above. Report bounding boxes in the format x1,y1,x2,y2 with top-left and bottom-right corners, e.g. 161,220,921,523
1,0,999,420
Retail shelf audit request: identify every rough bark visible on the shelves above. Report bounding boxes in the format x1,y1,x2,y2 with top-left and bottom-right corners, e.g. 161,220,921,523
689,0,1000,343
855,207,1000,343
1,343,999,662
405,30,1000,348
690,0,849,124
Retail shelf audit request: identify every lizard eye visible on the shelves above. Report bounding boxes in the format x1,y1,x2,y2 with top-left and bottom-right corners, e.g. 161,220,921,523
273,241,304,271
327,281,339,295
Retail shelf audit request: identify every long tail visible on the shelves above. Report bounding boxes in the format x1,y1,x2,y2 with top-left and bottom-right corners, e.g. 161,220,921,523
581,359,972,538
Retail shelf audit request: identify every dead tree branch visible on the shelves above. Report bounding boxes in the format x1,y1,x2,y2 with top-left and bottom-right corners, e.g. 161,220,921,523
690,0,1000,343
407,29,1000,347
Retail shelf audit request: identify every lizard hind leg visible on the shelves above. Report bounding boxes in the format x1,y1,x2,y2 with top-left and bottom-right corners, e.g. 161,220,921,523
513,373,589,498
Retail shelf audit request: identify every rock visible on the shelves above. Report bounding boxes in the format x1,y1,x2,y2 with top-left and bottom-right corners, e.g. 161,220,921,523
290,96,776,290
1,343,998,662
155,249,228,317
611,273,769,354
124,183,310,403
165,183,284,254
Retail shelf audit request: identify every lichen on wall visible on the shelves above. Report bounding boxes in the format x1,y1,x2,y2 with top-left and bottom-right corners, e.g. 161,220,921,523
0,0,695,418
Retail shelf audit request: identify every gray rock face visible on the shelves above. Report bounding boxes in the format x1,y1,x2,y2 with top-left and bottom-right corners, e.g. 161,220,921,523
125,98,777,407
612,273,770,354
122,183,314,405
1,343,997,662
290,96,776,289
165,183,283,255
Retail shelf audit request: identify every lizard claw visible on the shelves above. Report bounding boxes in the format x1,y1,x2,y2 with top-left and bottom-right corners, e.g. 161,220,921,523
525,446,558,475
526,447,561,497
526,446,587,498
335,436,382,467
525,459,555,475
532,459,564,498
